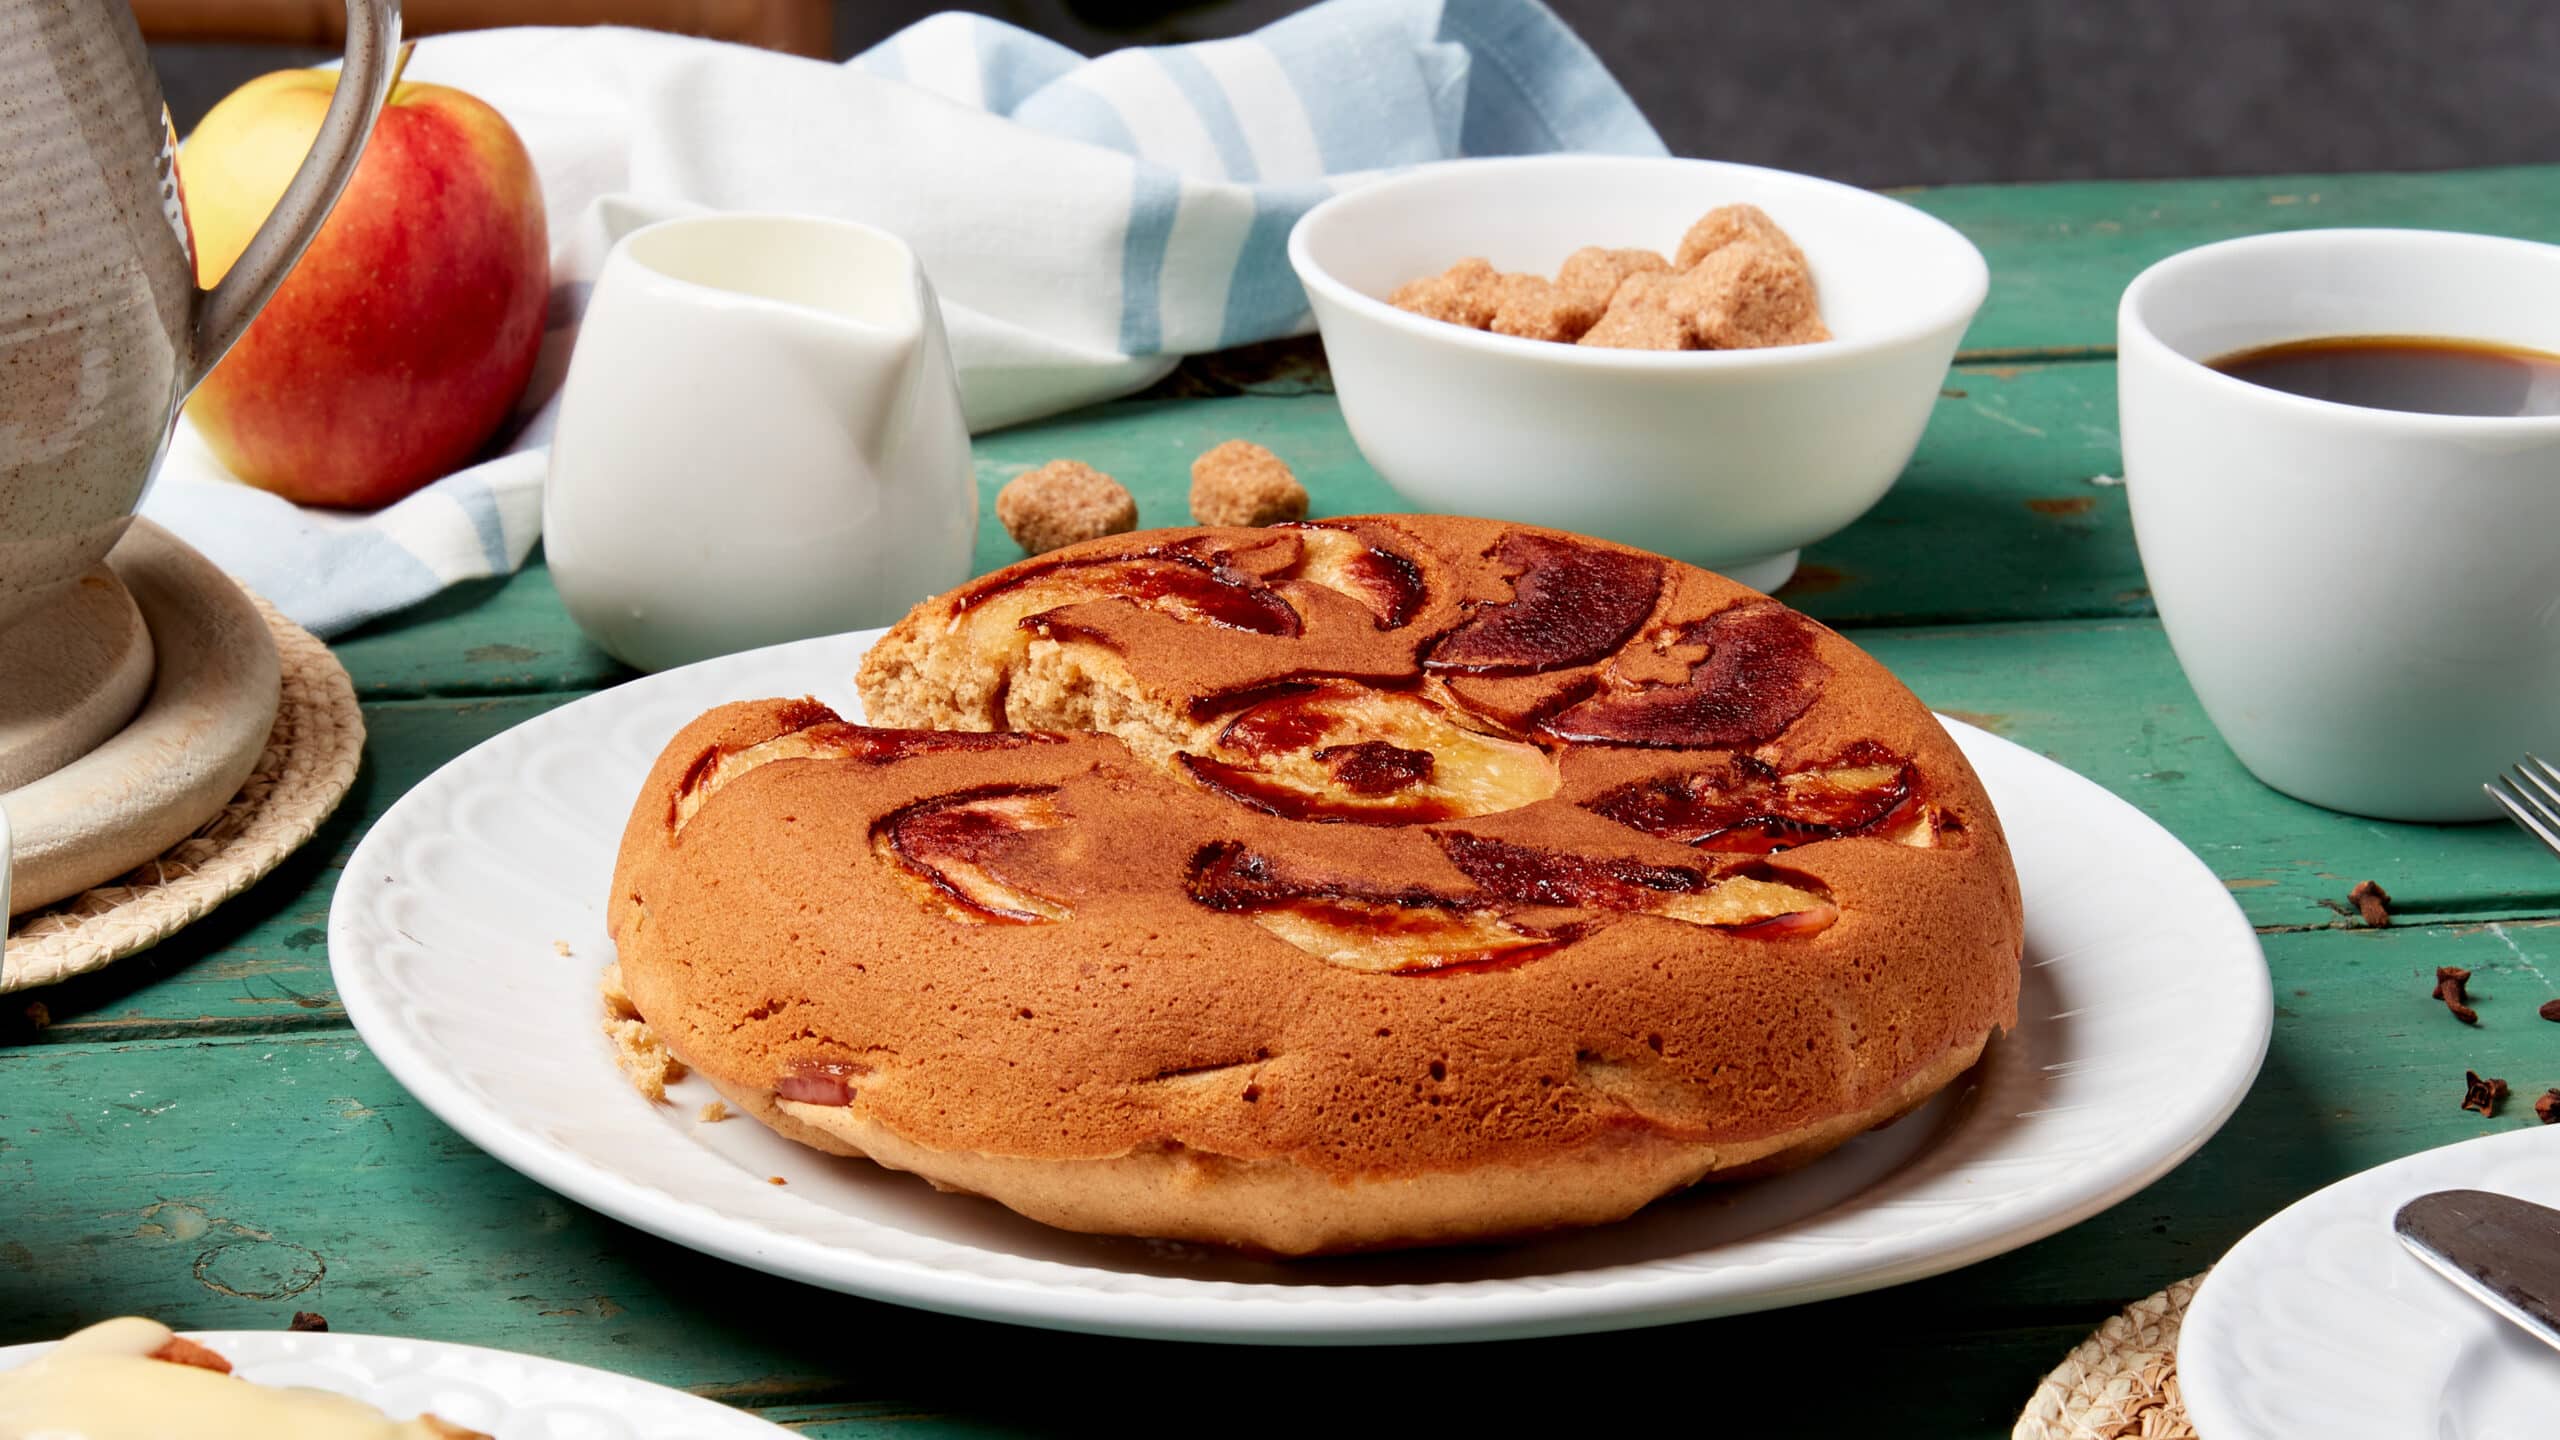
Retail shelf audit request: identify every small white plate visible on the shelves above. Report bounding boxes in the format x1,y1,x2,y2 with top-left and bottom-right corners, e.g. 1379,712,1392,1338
0,1329,787,1437
330,628,2270,1344
2182,1126,2560,1439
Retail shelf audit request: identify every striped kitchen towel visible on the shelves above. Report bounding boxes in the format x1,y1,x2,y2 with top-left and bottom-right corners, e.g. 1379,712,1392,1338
147,0,1662,637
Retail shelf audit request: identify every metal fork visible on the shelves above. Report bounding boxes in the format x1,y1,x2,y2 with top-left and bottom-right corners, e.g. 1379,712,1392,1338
2487,755,2560,860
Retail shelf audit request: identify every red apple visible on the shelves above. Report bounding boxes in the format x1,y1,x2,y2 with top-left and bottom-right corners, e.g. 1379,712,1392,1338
182,63,548,509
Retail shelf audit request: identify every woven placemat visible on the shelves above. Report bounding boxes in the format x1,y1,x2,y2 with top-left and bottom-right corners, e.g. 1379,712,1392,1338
2013,1273,2203,1440
4,593,364,992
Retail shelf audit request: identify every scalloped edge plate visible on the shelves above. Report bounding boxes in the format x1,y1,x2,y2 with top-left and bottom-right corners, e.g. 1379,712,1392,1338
330,627,2269,1344
2182,1125,2560,1438
0,1329,788,1436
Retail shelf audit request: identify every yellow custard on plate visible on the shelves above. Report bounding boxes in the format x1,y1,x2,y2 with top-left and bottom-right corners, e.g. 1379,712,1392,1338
0,1318,479,1440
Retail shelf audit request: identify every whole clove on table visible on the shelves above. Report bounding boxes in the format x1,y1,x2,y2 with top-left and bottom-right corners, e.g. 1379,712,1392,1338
2433,967,2479,1025
2463,1071,2510,1117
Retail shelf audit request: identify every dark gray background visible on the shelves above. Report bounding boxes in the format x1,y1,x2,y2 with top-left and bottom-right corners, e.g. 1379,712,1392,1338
152,0,2560,186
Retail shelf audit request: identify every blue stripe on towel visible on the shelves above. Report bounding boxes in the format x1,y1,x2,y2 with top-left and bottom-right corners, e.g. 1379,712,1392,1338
1013,79,1139,155
461,477,510,572
1154,49,1260,182
1220,181,1332,347
970,15,1083,113
1119,162,1184,354
1253,1,1464,172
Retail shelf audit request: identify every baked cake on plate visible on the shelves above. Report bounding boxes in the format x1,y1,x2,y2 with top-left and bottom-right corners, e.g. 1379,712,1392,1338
608,516,2023,1255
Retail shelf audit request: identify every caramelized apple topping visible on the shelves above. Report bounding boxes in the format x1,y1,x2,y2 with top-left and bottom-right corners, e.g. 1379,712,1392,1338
1183,841,1574,973
874,784,1074,924
1545,602,1828,749
1177,683,1558,824
776,1060,869,1106
1432,832,1838,935
946,536,1305,642
148,1337,234,1374
672,711,1064,832
1586,742,1934,852
1316,741,1436,795
1424,532,1663,676
1276,522,1428,629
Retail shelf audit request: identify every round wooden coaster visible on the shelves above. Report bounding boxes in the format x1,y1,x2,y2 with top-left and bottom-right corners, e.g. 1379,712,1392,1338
2012,1273,2202,1440
3,591,363,992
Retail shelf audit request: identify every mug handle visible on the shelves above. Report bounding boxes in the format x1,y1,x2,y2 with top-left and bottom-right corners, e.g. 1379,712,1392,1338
182,0,404,395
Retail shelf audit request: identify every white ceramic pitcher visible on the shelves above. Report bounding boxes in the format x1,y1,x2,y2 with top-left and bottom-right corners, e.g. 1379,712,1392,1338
545,213,979,673
0,0,400,629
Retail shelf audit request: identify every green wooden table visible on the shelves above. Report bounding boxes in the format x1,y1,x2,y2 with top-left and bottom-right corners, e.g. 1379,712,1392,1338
10,166,2560,1435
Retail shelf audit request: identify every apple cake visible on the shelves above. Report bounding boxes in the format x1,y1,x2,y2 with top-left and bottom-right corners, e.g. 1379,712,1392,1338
609,516,2023,1255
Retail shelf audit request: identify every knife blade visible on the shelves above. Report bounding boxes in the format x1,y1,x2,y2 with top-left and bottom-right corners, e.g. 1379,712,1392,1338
2394,1187,2560,1355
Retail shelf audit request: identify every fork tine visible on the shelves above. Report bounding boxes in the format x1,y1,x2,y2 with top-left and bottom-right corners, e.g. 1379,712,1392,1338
2488,775,2560,861
2513,758,2560,816
2507,765,2560,831
2529,753,2560,794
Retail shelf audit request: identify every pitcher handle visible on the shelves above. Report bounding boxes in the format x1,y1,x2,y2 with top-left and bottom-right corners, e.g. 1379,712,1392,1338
183,0,404,395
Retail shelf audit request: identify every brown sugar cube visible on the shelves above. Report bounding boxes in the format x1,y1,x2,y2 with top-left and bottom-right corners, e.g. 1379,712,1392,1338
1576,271,1694,351
1674,243,1830,350
1190,439,1308,527
1674,203,1808,270
1490,273,1604,343
996,459,1139,555
1387,257,1505,328
1555,245,1670,305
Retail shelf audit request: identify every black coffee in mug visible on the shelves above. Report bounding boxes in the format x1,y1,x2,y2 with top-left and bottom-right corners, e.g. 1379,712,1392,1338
2208,334,2560,417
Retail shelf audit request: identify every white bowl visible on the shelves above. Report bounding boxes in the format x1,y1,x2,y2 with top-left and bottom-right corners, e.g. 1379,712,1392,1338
1288,155,1988,590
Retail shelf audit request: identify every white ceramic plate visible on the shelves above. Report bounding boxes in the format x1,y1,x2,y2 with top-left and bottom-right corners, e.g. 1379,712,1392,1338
330,628,2270,1345
0,1330,787,1437
2181,1126,2560,1438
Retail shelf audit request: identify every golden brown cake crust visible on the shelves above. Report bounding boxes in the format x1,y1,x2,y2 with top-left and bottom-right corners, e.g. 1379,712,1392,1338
610,516,2024,1254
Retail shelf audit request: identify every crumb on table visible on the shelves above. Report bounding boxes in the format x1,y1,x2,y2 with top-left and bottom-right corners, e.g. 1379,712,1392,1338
552,939,573,958
698,1101,731,1124
767,1175,788,1186
996,459,1139,555
1190,439,1308,527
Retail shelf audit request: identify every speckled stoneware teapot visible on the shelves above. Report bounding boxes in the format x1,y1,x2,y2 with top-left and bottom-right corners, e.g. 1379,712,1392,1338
0,0,399,631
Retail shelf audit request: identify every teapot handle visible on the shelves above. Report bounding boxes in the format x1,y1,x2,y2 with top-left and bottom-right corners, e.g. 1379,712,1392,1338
0,797,12,987
183,0,403,395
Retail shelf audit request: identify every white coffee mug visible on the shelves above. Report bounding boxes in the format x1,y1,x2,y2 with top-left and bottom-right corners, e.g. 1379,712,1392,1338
2120,228,2560,821
546,214,978,673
